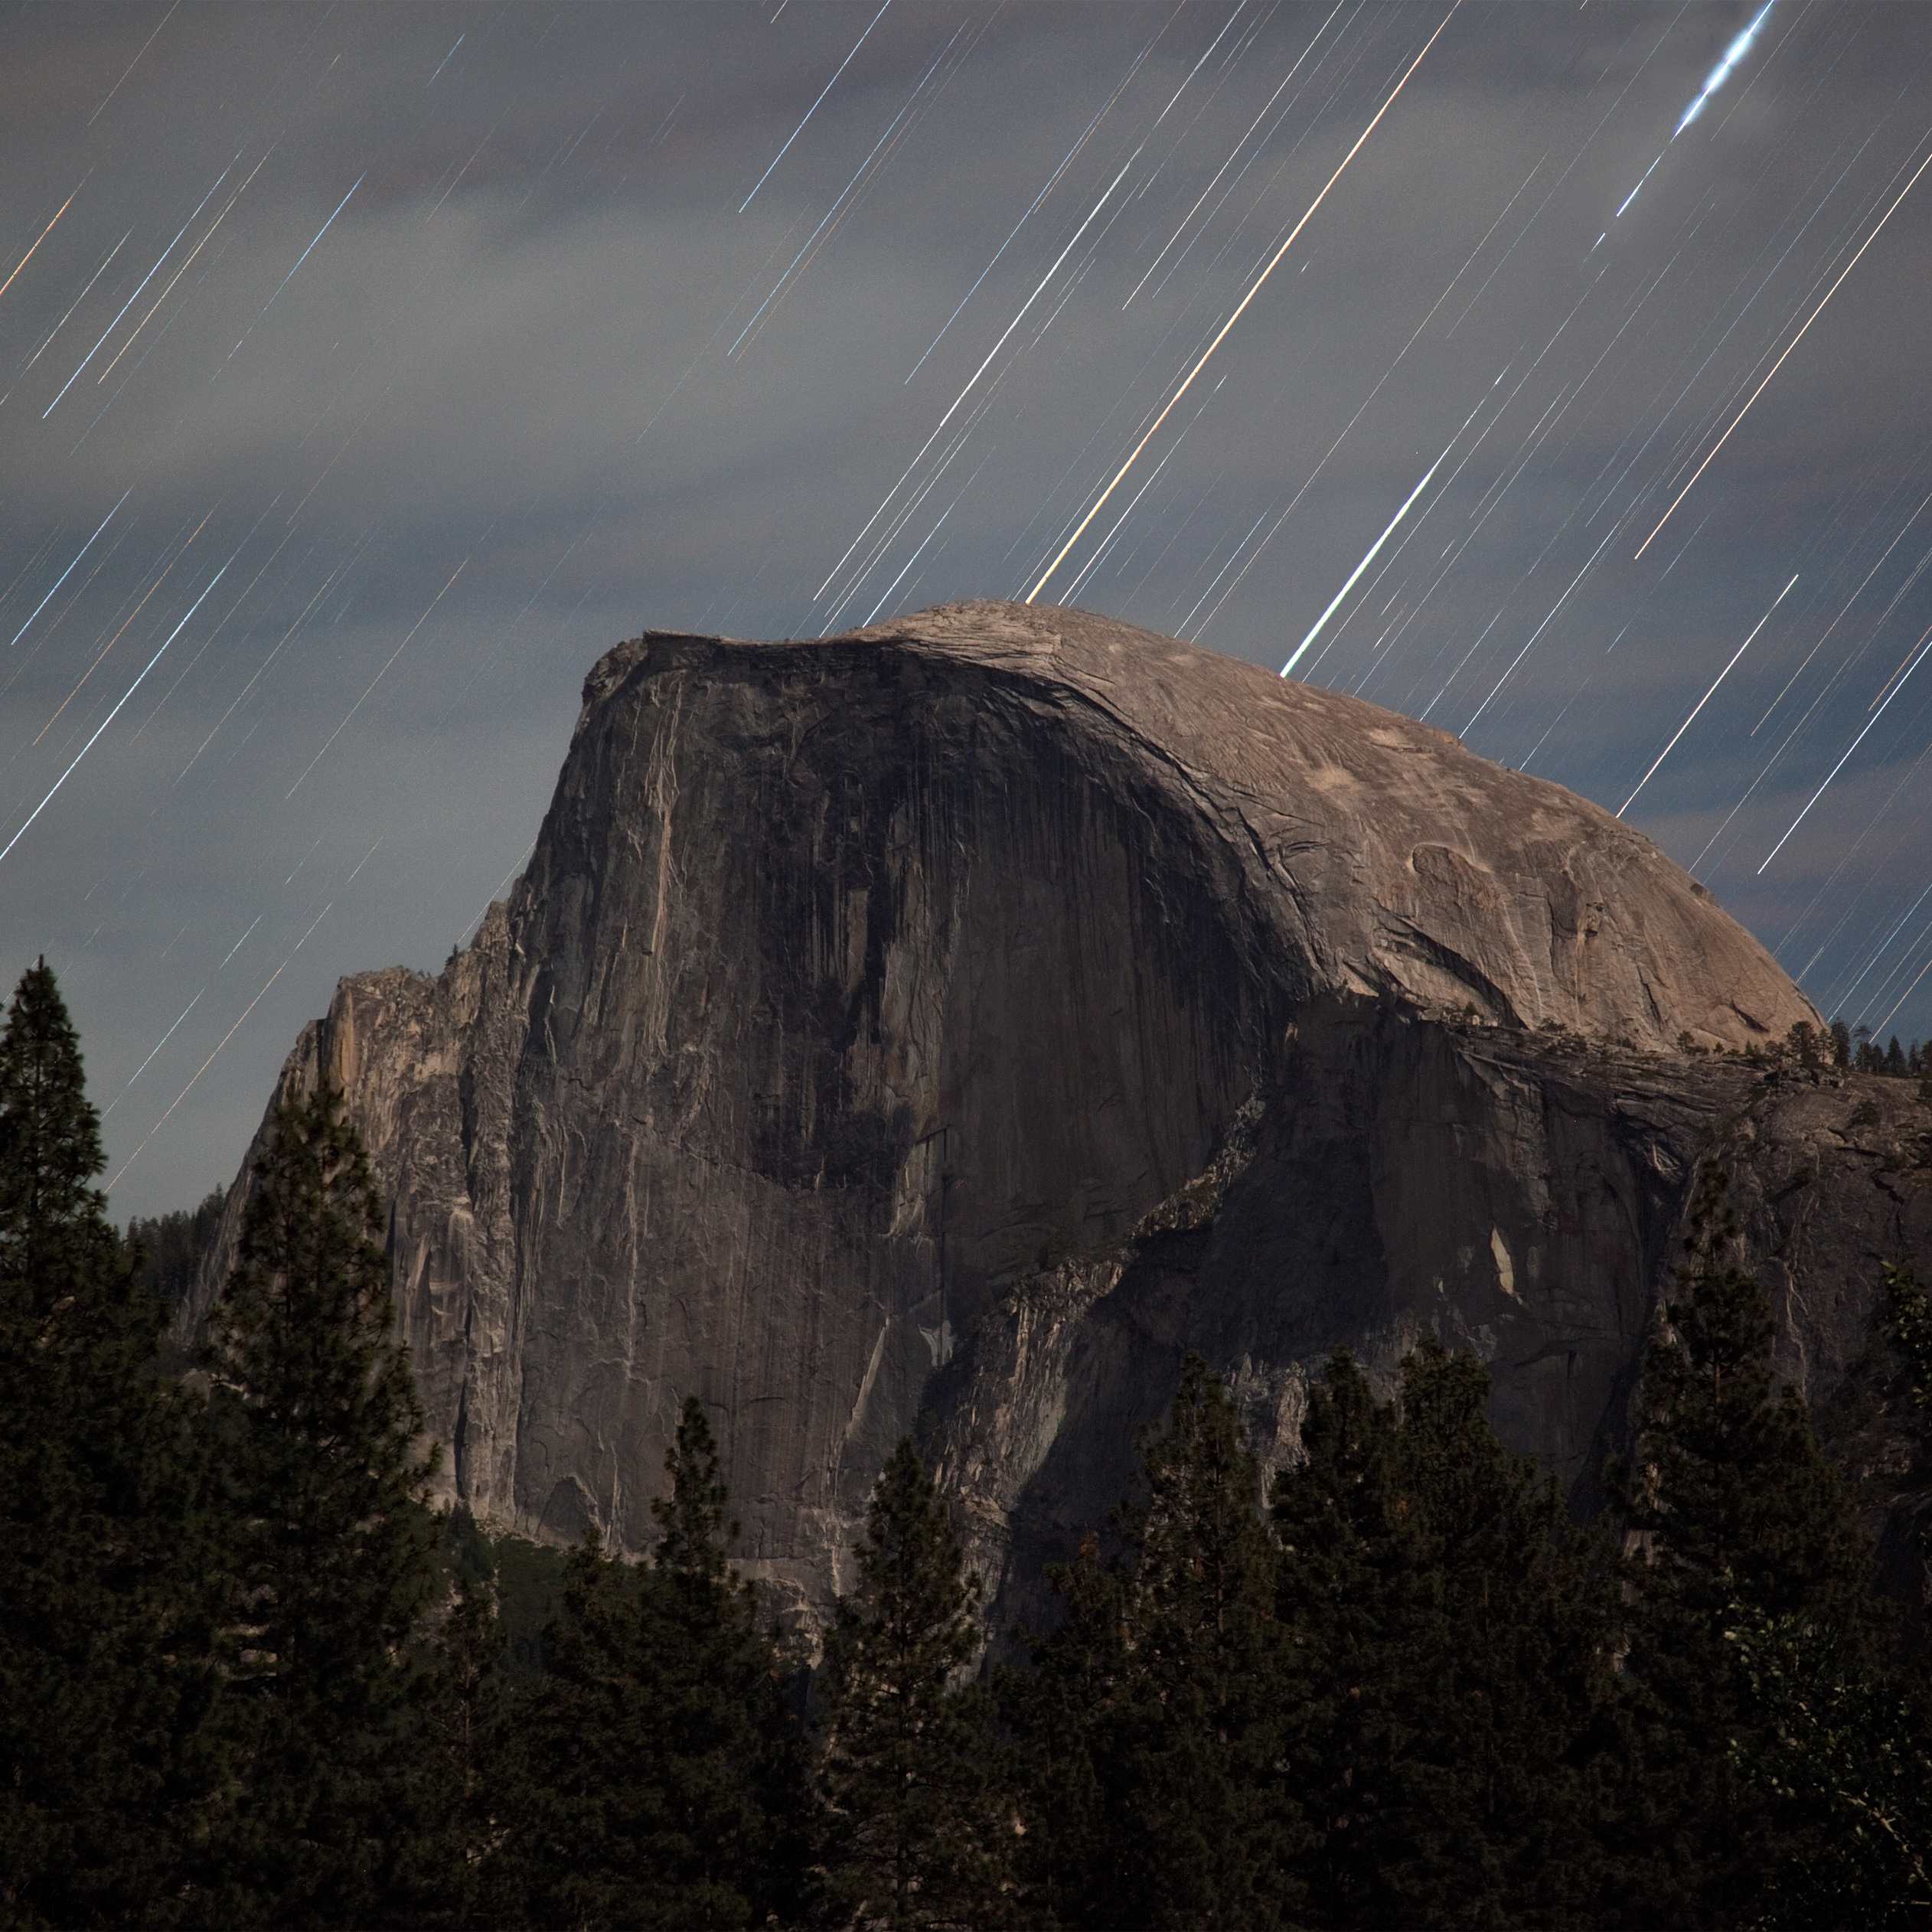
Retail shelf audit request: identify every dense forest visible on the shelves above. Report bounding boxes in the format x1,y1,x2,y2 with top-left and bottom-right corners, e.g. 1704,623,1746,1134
5,957,1932,1930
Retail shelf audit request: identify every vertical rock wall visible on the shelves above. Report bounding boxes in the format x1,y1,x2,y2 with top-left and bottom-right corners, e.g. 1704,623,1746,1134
184,602,1917,1630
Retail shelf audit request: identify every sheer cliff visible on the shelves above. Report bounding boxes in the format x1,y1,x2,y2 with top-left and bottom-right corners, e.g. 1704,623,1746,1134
187,600,1932,1627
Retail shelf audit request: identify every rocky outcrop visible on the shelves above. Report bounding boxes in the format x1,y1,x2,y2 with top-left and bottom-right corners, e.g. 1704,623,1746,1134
928,1000,1932,1642
187,599,1930,1629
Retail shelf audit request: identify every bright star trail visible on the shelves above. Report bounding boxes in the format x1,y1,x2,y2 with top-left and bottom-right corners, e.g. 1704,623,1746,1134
1280,400,1479,680
3,3,1931,1217
1633,137,1932,560
1620,573,1799,816
1676,2,1776,140
1023,3,1459,605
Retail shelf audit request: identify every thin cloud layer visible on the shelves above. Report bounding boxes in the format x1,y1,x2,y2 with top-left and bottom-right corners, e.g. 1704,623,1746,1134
2,2,1929,1215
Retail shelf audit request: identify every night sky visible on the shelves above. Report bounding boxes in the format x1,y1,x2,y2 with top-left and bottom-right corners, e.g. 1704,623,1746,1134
4,2,1930,1219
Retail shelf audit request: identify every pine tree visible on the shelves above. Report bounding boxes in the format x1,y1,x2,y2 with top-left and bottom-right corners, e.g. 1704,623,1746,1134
127,1184,228,1314
1722,1601,1932,1927
1884,1261,1932,1429
0,961,221,1925
1001,1529,1129,1927
1116,1353,1304,1928
486,1531,650,1928
388,1575,508,1930
197,1079,442,1924
1610,1161,1883,1926
1271,1340,1611,1928
1702,1261,1932,1927
491,1397,808,1928
645,1396,811,1926
1014,1356,1305,1930
1266,1346,1406,1929
815,1438,1015,1930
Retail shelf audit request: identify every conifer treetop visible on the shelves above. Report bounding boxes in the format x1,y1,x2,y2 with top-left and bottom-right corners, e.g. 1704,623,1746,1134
0,959,112,1296
653,1393,739,1582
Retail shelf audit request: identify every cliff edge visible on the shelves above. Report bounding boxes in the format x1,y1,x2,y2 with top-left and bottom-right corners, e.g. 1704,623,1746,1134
188,600,1931,1629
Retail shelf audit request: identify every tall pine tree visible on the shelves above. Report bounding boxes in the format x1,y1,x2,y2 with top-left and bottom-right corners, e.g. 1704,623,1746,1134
197,1079,442,1925
490,1396,808,1928
644,1395,811,1925
1003,1527,1131,1927
1722,1599,1932,1927
815,1438,1014,1930
1271,1340,1612,1928
0,961,220,1927
390,1574,508,1929
1014,1356,1305,1930
1610,1161,1884,1926
1700,1259,1932,1927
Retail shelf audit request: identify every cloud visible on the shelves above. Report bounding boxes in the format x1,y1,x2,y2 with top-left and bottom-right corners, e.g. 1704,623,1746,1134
4,2,1930,1214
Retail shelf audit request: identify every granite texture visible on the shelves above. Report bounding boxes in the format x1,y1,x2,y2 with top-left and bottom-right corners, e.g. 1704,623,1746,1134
184,600,1930,1628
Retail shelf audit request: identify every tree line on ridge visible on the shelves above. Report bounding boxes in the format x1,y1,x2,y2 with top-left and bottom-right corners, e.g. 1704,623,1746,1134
5,957,1932,1929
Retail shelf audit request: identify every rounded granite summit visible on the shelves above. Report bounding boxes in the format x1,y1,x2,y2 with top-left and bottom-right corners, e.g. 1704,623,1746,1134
724,596,1813,1054
193,597,1827,1620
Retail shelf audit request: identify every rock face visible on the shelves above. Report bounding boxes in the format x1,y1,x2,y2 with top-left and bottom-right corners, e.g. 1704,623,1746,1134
187,599,1932,1630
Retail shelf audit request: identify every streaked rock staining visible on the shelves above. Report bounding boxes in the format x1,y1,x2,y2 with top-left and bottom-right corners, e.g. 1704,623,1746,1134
187,601,1930,1633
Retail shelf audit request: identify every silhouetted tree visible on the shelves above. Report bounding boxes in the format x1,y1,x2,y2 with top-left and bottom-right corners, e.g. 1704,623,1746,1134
1014,1356,1305,1929
390,1576,508,1929
128,1184,227,1312
1712,1265,1932,1923
197,1081,442,1924
1273,1340,1612,1927
0,961,221,1925
1610,1162,1884,1926
1786,1020,1824,1069
1724,1601,1932,1927
642,1397,810,1926
1705,1263,1932,1922
816,1438,1014,1930
491,1398,808,1928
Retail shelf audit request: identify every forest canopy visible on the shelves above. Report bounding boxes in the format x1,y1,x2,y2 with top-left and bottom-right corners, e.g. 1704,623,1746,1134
5,959,1931,1929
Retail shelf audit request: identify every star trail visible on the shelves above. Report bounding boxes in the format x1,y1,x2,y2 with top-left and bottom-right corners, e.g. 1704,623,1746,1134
2,2,1929,1214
